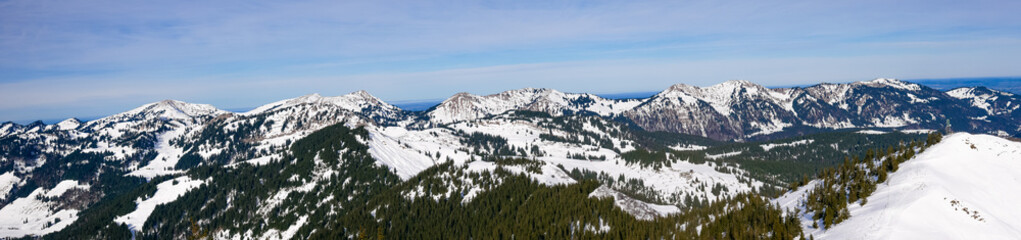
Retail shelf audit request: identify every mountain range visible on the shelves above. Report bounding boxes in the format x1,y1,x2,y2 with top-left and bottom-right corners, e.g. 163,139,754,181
0,78,1019,239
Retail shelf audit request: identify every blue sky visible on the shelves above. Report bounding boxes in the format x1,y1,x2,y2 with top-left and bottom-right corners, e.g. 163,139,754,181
2,0,1020,122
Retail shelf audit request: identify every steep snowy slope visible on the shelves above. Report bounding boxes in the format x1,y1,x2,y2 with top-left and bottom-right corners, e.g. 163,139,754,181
780,133,1021,239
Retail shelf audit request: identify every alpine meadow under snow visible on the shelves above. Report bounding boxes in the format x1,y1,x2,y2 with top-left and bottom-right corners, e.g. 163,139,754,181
0,78,1019,239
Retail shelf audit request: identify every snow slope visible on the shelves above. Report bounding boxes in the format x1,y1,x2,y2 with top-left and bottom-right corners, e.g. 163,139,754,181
128,126,189,179
114,176,206,230
0,180,89,238
781,133,1021,239
0,172,20,200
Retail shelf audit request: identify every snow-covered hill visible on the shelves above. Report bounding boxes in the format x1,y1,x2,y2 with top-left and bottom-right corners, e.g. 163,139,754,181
778,133,1021,239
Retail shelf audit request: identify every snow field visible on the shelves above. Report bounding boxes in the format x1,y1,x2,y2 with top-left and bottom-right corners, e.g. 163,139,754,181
777,133,1021,239
114,176,207,230
0,180,90,238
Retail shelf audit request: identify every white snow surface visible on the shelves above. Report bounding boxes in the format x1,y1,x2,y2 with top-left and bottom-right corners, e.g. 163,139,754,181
658,80,793,116
114,176,206,230
101,99,225,122
54,118,81,130
0,182,89,238
899,129,936,134
43,180,89,198
855,78,922,91
589,185,680,220
778,133,1021,239
670,144,708,151
0,172,20,200
760,139,814,151
946,87,1014,115
426,88,640,124
856,130,888,135
244,90,397,115
128,126,189,179
260,215,308,240
705,151,742,159
366,126,472,179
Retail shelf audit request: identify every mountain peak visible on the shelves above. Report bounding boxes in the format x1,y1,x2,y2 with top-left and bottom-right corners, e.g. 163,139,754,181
347,90,373,99
502,87,553,94
662,80,761,95
717,79,756,86
664,83,698,92
295,93,323,102
706,80,763,91
864,78,900,83
110,99,225,121
949,86,1013,97
856,78,921,91
450,92,477,99
55,118,82,130
247,91,398,115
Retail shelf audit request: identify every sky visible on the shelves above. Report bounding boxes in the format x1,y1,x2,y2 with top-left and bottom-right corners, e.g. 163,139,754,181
2,0,1021,122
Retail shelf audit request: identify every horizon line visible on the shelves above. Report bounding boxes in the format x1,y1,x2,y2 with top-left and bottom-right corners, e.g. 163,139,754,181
5,76,1019,125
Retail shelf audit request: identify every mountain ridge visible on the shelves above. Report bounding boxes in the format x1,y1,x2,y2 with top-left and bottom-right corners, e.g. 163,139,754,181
6,78,1020,141
0,78,1016,238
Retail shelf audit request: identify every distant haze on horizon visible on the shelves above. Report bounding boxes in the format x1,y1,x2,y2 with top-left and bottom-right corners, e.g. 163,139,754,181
2,0,1020,122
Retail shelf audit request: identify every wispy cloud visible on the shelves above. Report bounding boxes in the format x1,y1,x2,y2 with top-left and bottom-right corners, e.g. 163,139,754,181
1,0,1020,121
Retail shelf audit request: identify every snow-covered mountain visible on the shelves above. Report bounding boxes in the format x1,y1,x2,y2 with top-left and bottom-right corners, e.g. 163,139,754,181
777,133,1021,239
625,80,797,139
622,78,1015,139
422,88,640,125
946,86,1020,116
1,78,1020,239
420,78,1020,140
245,90,406,125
